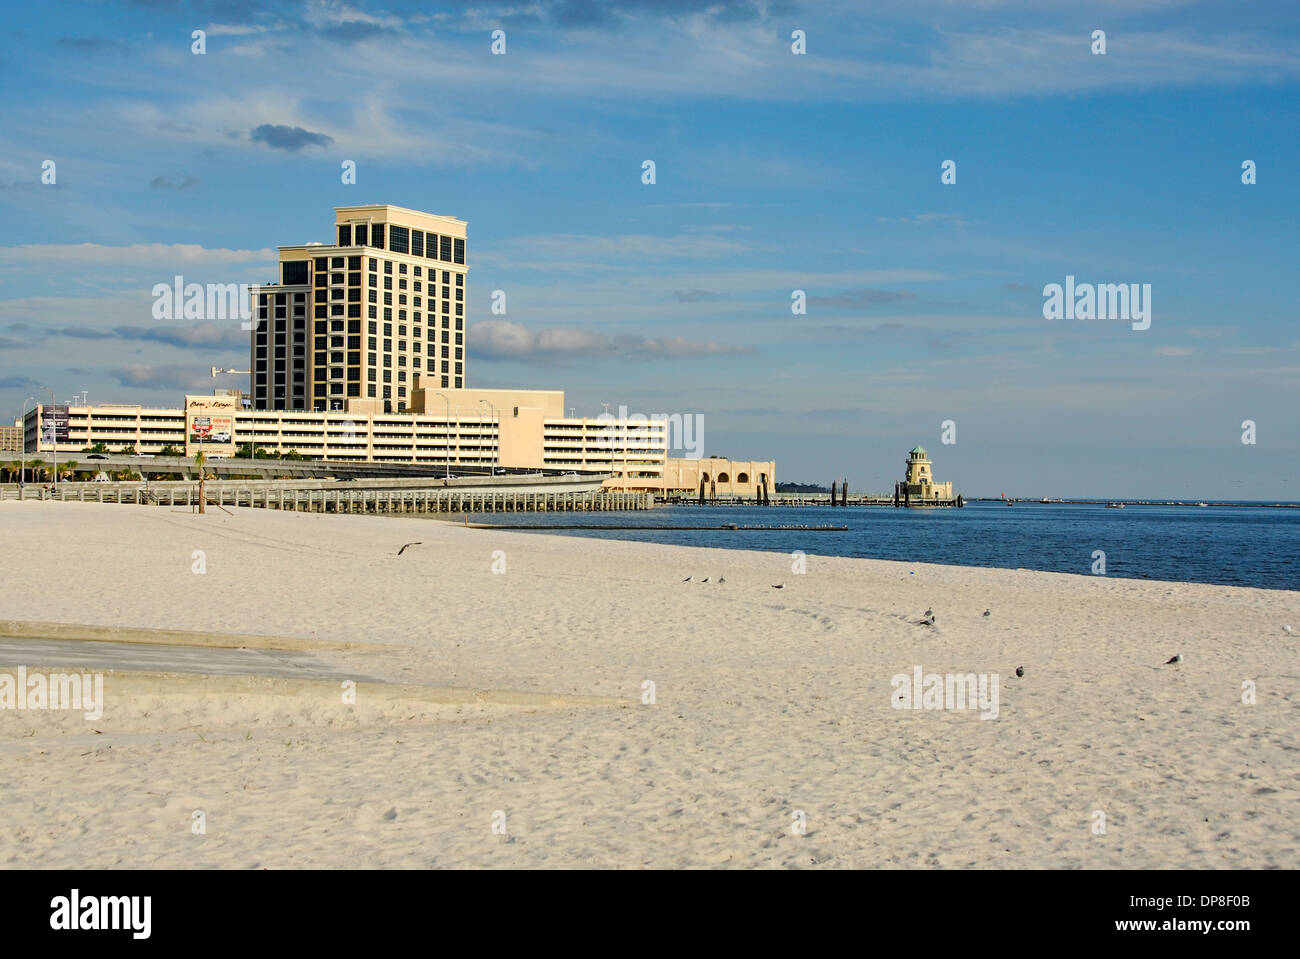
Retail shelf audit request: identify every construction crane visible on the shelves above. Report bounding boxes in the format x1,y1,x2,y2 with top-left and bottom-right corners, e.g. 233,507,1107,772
211,367,250,378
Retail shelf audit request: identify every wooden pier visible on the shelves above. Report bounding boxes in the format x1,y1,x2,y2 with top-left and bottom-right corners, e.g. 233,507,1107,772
662,492,964,508
8,482,652,514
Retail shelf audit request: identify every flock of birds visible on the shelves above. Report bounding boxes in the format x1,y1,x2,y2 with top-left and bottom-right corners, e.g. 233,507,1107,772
392,546,1292,673
675,574,1235,672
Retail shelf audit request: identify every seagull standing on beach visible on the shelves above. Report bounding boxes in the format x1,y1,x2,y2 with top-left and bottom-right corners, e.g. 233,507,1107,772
718,576,726,584
918,615,935,627
397,542,422,555
983,609,991,618
701,577,710,583
1015,666,1024,677
682,576,693,582
1164,653,1183,666
771,583,785,589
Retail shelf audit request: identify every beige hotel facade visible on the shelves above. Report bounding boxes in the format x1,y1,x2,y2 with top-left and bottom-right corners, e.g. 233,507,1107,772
18,203,775,495
251,204,468,413
20,391,774,495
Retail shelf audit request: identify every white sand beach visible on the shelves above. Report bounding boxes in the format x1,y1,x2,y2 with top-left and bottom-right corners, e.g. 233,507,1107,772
1,500,1296,869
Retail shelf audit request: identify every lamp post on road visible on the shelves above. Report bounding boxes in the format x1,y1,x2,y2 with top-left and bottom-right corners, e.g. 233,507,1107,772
37,385,57,488
434,391,452,479
479,400,499,471
19,395,34,490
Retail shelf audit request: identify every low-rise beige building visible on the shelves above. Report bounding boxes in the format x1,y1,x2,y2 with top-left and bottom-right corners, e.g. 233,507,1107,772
659,457,775,498
19,392,771,493
0,424,22,453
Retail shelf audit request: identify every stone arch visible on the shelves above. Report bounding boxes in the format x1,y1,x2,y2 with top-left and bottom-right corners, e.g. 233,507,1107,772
737,472,749,483
717,472,730,483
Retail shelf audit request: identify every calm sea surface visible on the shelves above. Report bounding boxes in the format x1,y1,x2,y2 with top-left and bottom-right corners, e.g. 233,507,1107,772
478,501,1300,590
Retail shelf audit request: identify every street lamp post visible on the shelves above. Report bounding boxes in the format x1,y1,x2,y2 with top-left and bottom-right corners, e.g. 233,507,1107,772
37,386,57,488
479,400,499,471
434,391,452,479
20,395,34,492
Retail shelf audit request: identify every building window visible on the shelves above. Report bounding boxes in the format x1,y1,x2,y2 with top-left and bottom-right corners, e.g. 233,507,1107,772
453,238,465,264
372,224,385,249
355,224,368,246
389,225,409,254
425,234,439,259
338,225,352,246
439,235,452,261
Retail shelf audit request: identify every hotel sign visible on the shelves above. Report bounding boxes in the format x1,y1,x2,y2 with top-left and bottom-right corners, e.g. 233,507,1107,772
41,405,69,444
185,395,237,454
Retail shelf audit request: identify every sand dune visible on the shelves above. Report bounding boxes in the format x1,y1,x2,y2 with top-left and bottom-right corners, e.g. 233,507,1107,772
1,500,1295,868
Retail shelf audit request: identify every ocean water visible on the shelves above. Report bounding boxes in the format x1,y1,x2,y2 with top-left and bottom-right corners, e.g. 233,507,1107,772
480,501,1300,590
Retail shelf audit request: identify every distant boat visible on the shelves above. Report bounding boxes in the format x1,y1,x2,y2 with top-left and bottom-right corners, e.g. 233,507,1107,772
1198,502,1209,507
1105,502,1125,509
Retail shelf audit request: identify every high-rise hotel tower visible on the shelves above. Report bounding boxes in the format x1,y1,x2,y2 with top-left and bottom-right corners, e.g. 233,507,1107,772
250,205,467,412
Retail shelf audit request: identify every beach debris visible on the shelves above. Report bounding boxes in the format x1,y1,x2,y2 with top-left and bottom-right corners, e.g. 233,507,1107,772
682,576,693,582
396,542,422,556
983,609,991,617
771,583,785,589
1164,653,1183,665
1015,666,1024,677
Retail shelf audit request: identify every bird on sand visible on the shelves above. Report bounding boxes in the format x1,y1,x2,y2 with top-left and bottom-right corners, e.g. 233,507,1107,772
771,583,785,589
917,615,935,627
718,576,726,584
1164,653,1183,665
983,609,991,617
1015,666,1024,677
397,542,422,555
701,577,710,583
1284,625,1293,634
682,576,693,582
925,608,933,618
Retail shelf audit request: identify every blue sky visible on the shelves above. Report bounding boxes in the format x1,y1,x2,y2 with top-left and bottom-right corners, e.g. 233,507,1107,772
2,0,1297,497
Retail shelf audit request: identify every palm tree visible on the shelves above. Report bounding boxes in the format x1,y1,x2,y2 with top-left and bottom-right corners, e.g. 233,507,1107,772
28,459,46,483
3,461,19,483
194,451,207,514
59,460,78,482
